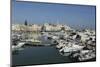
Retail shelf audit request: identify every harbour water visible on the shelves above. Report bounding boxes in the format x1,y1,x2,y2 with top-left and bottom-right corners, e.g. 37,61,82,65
12,46,74,66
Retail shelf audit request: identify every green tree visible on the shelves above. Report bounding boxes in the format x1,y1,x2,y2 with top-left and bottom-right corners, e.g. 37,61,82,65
24,20,28,26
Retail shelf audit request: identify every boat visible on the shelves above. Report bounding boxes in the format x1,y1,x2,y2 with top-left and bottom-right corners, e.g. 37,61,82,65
69,50,96,61
12,41,26,51
78,50,96,61
25,39,41,46
58,42,84,56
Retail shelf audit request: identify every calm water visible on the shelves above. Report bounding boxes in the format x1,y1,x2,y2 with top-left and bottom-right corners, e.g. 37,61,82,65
12,46,74,66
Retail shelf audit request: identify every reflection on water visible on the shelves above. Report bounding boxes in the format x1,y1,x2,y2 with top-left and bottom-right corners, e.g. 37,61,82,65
12,46,74,66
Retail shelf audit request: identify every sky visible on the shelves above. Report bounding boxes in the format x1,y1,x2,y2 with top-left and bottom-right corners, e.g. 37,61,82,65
12,0,96,29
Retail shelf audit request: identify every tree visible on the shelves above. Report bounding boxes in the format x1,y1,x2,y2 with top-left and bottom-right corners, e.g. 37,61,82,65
61,26,65,31
24,20,28,26
41,25,46,32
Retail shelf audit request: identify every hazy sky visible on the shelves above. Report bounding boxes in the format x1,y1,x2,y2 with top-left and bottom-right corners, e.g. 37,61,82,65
12,0,96,29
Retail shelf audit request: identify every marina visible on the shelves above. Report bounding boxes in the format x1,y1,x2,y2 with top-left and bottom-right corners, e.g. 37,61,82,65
12,23,96,66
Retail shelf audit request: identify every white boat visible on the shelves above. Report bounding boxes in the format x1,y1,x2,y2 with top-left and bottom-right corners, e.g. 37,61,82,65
12,41,26,51
59,43,84,56
59,45,84,52
78,50,96,61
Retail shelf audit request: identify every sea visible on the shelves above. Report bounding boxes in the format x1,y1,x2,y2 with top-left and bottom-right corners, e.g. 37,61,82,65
12,46,75,66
